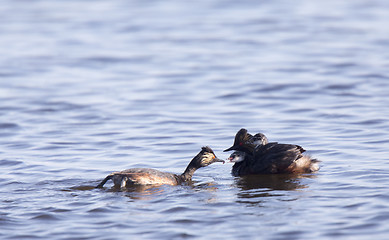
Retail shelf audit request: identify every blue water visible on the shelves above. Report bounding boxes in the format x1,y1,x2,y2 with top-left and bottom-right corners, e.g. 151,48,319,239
1,0,389,239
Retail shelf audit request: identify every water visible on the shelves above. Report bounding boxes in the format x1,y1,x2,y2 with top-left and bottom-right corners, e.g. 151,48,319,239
1,0,389,239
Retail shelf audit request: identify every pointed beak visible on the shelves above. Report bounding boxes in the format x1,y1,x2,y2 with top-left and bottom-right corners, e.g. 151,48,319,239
213,157,225,164
223,145,237,152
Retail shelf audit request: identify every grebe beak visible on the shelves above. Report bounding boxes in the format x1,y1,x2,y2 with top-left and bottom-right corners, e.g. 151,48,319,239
223,145,237,152
213,157,225,164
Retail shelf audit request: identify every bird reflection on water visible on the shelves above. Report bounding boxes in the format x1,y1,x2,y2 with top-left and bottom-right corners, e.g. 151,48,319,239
101,180,220,201
112,185,168,201
235,174,317,205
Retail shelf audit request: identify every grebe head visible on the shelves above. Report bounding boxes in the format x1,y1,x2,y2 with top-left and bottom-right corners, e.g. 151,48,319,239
224,128,253,152
228,151,246,163
250,133,269,146
196,146,225,167
180,146,224,183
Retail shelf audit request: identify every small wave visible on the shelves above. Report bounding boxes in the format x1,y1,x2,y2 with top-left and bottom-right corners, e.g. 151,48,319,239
0,159,23,166
0,123,19,129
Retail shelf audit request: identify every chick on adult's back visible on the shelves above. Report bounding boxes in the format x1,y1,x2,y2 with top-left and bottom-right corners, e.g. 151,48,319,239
96,146,224,188
225,129,319,176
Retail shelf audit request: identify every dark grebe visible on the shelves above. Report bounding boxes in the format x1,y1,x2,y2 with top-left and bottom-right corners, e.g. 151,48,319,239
225,129,319,176
96,146,224,188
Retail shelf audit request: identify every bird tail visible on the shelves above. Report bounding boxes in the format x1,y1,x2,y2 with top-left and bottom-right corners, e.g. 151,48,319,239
295,155,320,173
96,174,113,188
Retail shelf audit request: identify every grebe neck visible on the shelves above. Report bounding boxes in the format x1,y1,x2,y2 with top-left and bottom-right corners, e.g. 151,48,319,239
177,146,224,183
179,164,198,182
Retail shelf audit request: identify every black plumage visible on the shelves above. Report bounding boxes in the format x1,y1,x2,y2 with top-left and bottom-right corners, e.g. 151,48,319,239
226,129,319,176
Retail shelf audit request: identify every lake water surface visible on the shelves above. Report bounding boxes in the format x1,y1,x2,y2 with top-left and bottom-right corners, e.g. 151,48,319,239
1,0,389,239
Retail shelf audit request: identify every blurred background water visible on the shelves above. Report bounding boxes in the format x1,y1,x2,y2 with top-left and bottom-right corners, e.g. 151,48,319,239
1,0,389,239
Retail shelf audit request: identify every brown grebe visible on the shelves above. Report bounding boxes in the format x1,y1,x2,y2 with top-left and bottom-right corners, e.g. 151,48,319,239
225,129,319,176
96,146,224,188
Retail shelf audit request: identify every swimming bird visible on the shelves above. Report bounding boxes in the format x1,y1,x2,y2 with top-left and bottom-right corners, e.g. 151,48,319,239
225,129,319,176
96,146,224,188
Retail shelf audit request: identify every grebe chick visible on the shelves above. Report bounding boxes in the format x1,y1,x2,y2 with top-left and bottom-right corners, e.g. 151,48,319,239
96,146,224,188
228,151,246,163
249,133,269,147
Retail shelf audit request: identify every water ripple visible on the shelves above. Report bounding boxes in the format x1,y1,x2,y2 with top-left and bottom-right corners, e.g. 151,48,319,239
1,0,389,239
